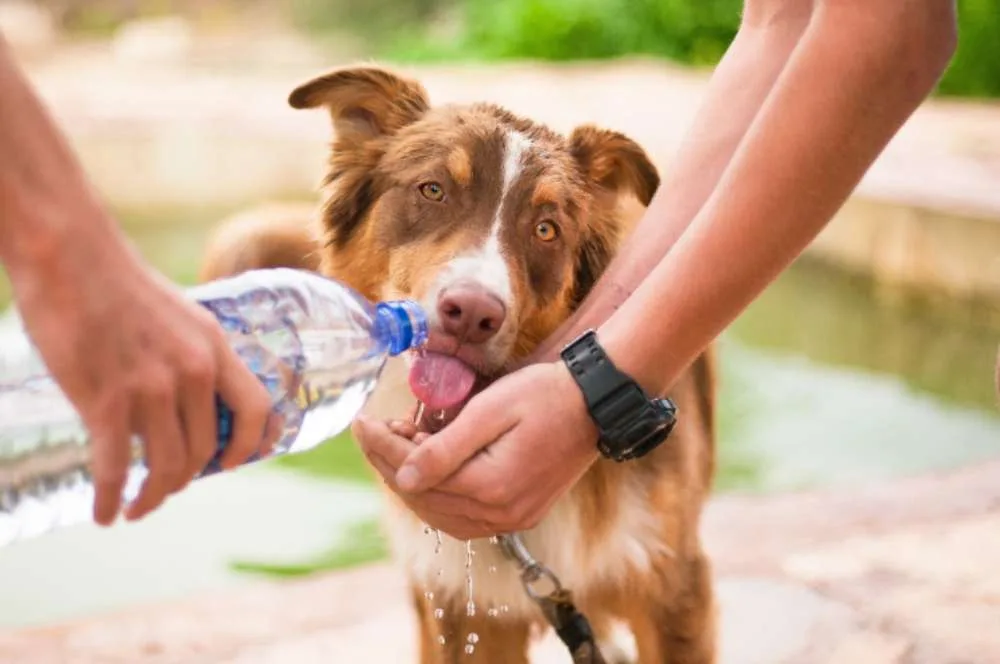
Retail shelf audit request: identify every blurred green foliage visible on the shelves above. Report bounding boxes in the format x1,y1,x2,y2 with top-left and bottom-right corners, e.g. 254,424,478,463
381,0,998,99
440,0,740,66
936,0,1000,97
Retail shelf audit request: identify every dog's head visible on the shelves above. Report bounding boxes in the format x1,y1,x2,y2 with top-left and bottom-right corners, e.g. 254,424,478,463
290,66,659,413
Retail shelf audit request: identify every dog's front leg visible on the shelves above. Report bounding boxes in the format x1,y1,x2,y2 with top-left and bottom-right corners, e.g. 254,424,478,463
412,585,533,664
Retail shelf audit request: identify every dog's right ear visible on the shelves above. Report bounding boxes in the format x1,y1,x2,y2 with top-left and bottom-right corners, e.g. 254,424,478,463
288,66,430,145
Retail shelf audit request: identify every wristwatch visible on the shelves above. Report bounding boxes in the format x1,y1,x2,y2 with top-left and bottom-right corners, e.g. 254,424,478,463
560,329,677,462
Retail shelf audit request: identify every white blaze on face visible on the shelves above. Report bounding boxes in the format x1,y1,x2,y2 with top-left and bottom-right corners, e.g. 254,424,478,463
424,129,532,331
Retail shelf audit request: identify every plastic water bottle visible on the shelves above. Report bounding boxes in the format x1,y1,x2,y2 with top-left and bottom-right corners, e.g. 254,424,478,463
0,268,428,548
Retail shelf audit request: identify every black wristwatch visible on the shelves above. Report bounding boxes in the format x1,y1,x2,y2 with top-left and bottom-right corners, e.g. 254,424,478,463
560,329,677,462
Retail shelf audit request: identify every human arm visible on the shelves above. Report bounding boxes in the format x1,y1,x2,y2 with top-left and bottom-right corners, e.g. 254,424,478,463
0,35,275,524
354,0,958,537
596,0,957,397
529,0,816,364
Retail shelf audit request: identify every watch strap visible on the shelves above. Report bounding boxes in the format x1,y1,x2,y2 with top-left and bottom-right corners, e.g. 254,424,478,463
560,329,676,461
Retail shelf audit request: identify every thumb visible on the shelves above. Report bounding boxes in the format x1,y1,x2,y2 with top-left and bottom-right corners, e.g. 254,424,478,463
395,392,512,493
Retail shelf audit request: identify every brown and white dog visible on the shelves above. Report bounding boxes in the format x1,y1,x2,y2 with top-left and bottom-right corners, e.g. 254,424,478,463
199,65,717,664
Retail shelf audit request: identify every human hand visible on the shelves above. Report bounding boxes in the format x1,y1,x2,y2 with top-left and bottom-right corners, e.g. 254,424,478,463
353,361,599,539
7,214,277,526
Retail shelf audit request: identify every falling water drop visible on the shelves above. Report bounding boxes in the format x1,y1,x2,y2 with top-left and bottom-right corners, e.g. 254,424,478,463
500,604,510,614
438,635,446,646
434,608,444,620
424,591,435,601
487,608,499,618
466,600,476,617
467,633,480,644
465,644,475,655
489,535,499,545
488,565,497,574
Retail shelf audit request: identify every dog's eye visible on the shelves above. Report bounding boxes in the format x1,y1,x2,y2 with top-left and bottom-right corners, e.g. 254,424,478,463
534,220,559,242
418,182,445,202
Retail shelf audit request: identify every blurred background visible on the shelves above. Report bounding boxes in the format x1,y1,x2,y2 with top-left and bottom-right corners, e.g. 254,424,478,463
0,0,998,643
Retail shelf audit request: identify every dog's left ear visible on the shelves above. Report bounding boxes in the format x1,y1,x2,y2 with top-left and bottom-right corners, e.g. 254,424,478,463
568,126,660,307
569,125,660,206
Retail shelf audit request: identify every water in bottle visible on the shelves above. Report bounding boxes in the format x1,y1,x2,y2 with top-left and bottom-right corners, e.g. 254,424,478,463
0,268,428,548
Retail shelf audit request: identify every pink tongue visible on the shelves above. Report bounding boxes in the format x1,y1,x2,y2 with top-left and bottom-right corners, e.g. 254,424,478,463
408,352,478,411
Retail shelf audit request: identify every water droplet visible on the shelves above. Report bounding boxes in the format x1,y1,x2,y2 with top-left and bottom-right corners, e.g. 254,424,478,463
488,565,497,574
423,525,432,535
487,608,499,618
436,568,444,577
437,635,446,646
466,600,476,617
489,535,499,544
500,604,509,614
424,591,435,601
467,633,479,644
465,644,475,655
434,608,444,619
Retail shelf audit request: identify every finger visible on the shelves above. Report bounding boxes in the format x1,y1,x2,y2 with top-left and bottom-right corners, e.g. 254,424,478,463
126,384,187,521
368,452,495,539
214,343,271,470
367,451,483,518
395,394,515,493
87,405,131,527
355,417,495,503
177,358,217,483
259,411,284,457
352,416,419,474
387,419,418,439
366,436,516,531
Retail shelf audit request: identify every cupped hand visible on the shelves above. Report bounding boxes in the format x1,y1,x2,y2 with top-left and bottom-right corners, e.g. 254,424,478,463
9,216,277,526
352,361,599,539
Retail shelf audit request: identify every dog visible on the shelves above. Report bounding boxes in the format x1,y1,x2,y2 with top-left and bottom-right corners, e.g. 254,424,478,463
198,65,718,664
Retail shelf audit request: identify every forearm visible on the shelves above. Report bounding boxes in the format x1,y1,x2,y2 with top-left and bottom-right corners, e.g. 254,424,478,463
533,3,813,360
600,0,957,396
0,36,123,278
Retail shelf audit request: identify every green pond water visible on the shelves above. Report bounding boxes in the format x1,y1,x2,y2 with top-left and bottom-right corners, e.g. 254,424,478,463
1,203,998,628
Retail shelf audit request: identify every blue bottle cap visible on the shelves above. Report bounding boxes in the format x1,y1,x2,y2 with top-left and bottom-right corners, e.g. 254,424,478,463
375,300,429,356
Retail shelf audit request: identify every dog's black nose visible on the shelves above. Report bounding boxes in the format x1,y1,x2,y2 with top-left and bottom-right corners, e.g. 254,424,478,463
437,284,506,344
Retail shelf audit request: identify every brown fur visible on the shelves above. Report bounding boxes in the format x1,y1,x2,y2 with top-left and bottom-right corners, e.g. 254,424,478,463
198,65,718,664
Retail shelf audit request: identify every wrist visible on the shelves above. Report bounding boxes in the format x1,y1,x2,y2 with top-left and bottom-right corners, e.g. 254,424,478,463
595,320,669,398
2,190,136,296
557,329,678,462
550,360,601,459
